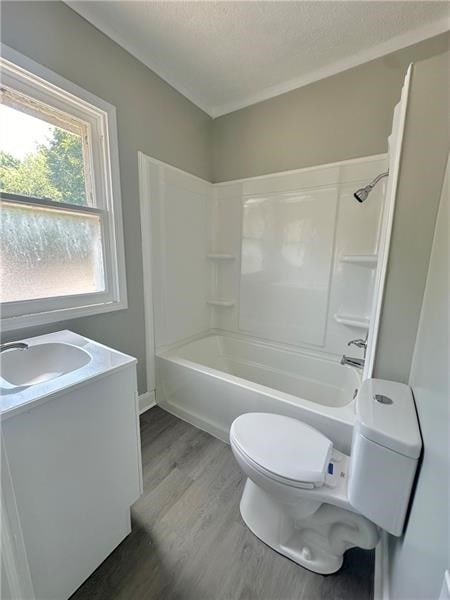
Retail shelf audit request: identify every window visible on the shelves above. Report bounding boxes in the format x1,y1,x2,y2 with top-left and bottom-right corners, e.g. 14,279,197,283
0,46,126,330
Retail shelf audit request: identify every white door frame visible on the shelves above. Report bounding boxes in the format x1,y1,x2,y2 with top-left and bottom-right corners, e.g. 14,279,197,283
364,64,412,379
137,151,158,413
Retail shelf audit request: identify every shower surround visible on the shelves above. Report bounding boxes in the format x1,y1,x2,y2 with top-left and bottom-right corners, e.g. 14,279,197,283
139,153,390,442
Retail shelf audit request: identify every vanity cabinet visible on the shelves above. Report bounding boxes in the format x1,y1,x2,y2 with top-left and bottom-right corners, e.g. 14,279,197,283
1,331,142,600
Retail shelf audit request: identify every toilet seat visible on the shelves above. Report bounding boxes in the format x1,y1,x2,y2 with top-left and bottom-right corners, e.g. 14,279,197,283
230,413,332,489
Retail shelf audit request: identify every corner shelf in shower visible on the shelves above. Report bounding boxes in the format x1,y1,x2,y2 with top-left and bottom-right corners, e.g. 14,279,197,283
334,313,370,329
339,254,378,267
207,253,236,261
207,299,235,307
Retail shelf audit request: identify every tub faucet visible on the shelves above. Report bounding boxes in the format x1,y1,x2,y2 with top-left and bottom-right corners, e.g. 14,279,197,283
341,355,365,369
347,337,367,358
341,335,367,369
1,342,29,353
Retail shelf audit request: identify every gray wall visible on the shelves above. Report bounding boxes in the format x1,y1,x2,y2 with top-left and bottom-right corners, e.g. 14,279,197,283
2,1,448,393
211,34,448,384
388,159,449,600
1,1,212,394
374,48,449,382
211,33,448,183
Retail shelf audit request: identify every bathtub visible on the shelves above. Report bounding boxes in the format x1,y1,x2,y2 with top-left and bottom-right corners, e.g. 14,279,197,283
156,334,361,454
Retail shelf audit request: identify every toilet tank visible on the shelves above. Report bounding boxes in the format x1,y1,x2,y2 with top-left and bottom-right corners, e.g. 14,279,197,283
348,378,422,536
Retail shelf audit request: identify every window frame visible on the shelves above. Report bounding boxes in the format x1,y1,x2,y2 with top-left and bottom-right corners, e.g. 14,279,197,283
0,44,127,331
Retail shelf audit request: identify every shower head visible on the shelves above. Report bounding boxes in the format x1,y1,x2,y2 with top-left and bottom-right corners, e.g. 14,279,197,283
354,186,371,203
353,170,389,203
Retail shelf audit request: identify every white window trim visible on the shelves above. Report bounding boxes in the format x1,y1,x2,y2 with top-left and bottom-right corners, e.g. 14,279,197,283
0,44,127,331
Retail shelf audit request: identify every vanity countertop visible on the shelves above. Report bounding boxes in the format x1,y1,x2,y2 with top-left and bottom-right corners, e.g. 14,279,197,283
0,330,136,420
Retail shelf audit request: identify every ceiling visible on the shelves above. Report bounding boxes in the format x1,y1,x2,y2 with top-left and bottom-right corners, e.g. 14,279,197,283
66,1,449,118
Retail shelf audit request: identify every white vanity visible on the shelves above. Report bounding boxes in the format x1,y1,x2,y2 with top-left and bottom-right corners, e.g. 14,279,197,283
1,331,142,600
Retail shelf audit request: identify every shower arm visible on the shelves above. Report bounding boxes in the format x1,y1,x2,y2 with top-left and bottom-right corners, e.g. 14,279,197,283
367,171,389,190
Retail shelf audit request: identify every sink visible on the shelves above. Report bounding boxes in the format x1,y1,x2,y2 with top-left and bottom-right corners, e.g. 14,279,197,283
1,342,91,387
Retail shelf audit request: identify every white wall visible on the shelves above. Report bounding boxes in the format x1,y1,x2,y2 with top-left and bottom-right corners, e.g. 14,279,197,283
388,159,449,599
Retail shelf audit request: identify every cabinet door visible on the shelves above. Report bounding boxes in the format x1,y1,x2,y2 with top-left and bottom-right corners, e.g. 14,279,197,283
3,366,141,600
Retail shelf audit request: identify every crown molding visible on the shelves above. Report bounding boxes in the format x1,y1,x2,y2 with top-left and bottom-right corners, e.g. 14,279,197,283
66,2,448,120
65,1,213,116
211,17,449,117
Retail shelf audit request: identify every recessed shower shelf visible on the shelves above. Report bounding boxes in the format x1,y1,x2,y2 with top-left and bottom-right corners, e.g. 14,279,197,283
207,253,236,261
340,254,378,267
207,299,235,307
334,313,370,329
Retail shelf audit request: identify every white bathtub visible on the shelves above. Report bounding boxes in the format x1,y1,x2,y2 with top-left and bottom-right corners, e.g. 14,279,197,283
156,334,361,453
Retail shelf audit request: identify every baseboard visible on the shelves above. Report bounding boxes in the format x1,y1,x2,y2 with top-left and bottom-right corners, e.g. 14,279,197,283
138,391,156,415
374,530,389,600
157,398,229,444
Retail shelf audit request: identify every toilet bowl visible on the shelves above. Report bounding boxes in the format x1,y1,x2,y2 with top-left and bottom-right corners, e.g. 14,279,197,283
230,412,379,574
230,379,422,574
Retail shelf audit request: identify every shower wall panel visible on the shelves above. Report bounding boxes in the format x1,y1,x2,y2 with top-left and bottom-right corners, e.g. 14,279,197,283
210,155,388,358
148,162,211,349
146,154,387,362
239,186,338,346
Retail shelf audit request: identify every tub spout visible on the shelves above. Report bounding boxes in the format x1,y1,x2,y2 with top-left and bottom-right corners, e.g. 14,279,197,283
340,355,365,369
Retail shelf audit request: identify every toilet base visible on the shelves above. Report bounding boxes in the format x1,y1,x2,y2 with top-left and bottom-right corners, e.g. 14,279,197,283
240,478,379,574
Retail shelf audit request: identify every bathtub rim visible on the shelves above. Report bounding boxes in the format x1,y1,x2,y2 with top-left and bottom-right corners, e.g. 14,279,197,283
156,331,361,426
157,328,350,365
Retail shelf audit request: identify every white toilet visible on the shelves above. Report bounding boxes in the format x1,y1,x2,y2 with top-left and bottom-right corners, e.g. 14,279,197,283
230,378,422,574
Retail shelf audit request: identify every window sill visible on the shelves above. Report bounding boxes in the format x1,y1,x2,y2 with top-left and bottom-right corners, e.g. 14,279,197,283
1,298,128,332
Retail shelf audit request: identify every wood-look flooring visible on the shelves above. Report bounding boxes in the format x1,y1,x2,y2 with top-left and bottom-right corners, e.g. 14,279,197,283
71,407,374,600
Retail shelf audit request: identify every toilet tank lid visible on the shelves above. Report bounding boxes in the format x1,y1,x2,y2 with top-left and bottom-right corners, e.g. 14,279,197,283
356,379,422,459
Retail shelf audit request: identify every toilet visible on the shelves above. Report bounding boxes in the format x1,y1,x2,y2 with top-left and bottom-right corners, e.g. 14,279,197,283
230,378,422,574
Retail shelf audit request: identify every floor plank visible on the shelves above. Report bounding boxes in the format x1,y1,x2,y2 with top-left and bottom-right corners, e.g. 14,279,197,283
71,407,374,600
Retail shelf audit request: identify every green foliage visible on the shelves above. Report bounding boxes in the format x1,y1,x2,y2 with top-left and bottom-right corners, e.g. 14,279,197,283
43,129,87,205
0,151,20,170
0,128,87,205
0,149,62,199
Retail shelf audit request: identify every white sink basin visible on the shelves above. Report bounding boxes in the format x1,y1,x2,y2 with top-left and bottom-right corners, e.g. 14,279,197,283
1,342,91,387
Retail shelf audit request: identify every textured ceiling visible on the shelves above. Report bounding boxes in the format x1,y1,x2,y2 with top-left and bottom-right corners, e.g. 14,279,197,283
66,1,449,117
